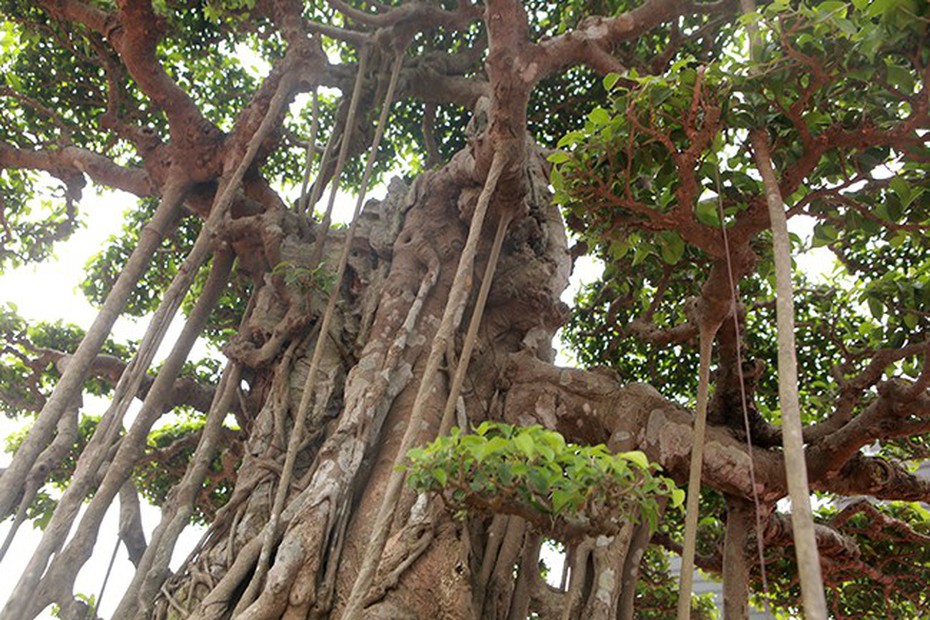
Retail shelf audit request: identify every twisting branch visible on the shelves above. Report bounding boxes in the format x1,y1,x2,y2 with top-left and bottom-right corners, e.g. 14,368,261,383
36,0,209,136
532,0,738,78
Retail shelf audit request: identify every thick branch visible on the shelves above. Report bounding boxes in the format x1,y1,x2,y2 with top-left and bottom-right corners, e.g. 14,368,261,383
532,0,737,77
500,351,788,502
51,350,225,415
815,453,930,503
35,0,208,136
0,141,154,196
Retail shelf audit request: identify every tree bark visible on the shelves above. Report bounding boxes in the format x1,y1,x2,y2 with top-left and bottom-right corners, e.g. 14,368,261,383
723,497,752,620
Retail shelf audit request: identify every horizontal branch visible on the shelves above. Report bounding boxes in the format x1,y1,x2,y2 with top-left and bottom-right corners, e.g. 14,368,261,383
500,351,788,502
531,0,737,79
822,454,930,503
49,349,224,415
501,350,930,508
0,141,154,196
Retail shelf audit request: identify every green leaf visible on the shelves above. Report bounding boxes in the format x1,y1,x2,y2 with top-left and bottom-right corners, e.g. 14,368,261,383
431,467,448,486
514,432,536,459
475,421,494,436
552,489,573,513
812,223,838,248
603,73,621,91
885,62,916,93
815,1,848,17
659,232,685,265
695,199,721,227
619,450,650,470
631,243,651,267
588,107,611,126
889,177,912,208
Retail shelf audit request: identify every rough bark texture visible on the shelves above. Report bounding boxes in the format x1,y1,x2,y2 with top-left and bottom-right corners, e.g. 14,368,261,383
129,131,783,619
145,127,580,618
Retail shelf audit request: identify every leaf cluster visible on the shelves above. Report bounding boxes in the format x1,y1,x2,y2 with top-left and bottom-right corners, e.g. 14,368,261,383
405,422,683,541
0,304,136,418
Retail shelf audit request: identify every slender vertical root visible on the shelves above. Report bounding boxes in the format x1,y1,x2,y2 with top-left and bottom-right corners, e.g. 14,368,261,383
308,49,370,268
0,401,78,563
1,249,234,620
750,127,827,619
736,2,827,615
301,103,338,218
341,148,510,620
618,497,668,620
0,181,186,518
114,363,245,620
91,530,122,619
297,88,320,213
714,162,772,606
676,324,716,620
0,63,293,620
438,210,513,436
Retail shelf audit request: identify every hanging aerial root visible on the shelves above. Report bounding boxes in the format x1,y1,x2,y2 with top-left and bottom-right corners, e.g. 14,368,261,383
439,209,513,436
714,162,772,610
232,47,405,617
0,181,186,519
112,361,246,620
341,145,511,620
0,248,234,620
740,0,827,616
676,321,718,620
749,126,827,619
308,48,370,268
0,235,224,619
297,88,321,214
1,62,297,620
722,497,752,619
0,397,78,563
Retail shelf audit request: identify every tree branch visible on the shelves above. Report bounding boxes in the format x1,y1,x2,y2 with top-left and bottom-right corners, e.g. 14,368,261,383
532,0,737,78
0,141,154,196
48,349,224,415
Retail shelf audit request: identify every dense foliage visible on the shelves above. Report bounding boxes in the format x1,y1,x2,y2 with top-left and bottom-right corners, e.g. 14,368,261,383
406,422,684,540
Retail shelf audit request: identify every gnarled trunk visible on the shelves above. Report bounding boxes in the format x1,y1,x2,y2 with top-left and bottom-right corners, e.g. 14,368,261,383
146,142,623,619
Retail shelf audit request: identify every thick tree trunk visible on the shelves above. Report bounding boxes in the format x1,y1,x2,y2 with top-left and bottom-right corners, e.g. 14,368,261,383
138,127,783,618
148,140,596,619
